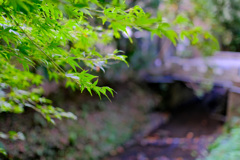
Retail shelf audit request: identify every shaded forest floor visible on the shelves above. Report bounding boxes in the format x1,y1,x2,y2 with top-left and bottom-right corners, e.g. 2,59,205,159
0,81,162,159
105,104,223,160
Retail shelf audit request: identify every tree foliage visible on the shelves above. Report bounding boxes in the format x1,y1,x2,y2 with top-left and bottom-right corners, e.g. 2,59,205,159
0,0,218,156
212,0,240,51
158,0,219,56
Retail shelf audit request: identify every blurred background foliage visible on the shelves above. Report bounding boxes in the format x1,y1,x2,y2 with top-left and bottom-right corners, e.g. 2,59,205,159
102,1,240,159
203,117,240,160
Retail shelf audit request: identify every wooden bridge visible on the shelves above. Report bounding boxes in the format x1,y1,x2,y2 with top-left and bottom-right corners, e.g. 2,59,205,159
145,51,240,121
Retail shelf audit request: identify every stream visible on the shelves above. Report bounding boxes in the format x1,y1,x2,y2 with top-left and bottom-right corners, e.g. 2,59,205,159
104,102,223,160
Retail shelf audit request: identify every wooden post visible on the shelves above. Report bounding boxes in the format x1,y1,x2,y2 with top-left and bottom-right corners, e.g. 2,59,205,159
227,82,240,121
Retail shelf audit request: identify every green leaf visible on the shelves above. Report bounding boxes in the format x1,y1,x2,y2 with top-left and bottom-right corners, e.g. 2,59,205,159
66,57,82,72
0,147,7,156
174,15,190,25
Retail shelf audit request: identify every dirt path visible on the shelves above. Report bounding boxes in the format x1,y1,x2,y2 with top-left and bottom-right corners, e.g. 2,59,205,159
104,105,223,160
